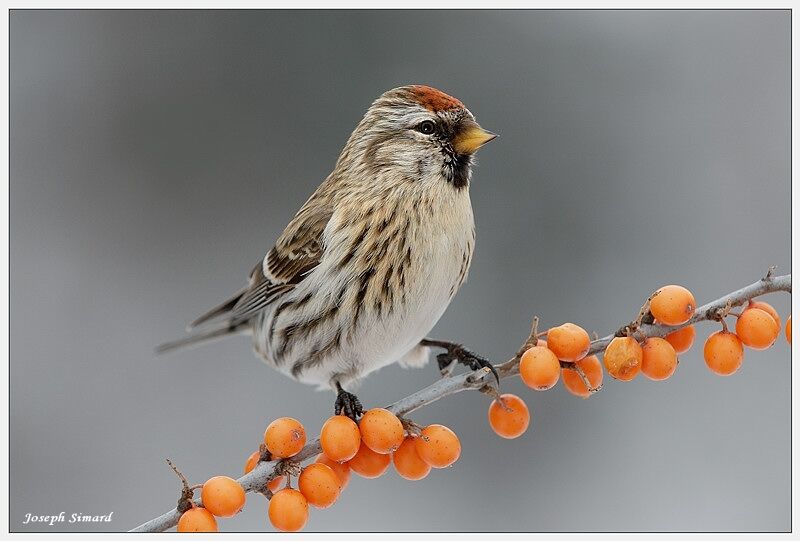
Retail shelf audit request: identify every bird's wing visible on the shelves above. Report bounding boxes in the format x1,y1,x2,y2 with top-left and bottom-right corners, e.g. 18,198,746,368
190,194,333,329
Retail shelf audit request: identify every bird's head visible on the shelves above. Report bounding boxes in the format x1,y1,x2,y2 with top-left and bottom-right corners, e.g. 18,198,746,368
337,85,497,190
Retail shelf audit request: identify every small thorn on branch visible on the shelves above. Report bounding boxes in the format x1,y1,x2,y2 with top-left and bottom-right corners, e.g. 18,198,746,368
764,265,777,281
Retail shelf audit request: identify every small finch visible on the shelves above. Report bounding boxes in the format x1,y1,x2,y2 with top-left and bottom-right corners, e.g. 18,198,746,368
158,85,497,418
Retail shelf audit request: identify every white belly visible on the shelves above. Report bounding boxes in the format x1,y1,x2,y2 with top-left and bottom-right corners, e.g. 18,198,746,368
349,228,468,377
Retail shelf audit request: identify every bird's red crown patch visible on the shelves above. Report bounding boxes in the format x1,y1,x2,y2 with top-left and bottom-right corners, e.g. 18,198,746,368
410,85,464,112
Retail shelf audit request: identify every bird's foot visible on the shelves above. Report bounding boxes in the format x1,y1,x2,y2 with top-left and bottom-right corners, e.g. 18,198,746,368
421,339,500,385
334,383,364,421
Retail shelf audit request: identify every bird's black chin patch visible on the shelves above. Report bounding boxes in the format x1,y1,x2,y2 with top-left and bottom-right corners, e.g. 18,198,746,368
450,153,472,189
441,149,472,190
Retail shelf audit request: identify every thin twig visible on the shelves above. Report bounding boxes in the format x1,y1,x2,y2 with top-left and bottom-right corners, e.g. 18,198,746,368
166,459,196,514
131,272,790,532
514,316,540,360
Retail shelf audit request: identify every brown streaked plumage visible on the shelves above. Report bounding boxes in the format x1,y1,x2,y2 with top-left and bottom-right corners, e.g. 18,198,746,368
157,85,496,413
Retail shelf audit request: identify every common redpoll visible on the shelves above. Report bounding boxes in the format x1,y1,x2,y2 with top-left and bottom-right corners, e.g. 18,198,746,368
158,85,497,418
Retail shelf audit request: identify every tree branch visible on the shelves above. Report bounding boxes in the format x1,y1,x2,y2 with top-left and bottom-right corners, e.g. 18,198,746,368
130,272,791,532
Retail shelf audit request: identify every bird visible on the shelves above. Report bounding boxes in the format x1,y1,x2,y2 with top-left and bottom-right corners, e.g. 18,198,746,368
157,85,498,419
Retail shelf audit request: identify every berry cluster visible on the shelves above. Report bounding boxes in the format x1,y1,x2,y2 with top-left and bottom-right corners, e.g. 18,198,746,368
172,281,790,533
705,298,789,376
176,409,461,532
537,285,787,385
488,284,791,442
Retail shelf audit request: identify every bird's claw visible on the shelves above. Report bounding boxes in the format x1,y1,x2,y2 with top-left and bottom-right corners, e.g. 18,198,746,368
436,352,457,377
334,388,364,421
435,344,500,385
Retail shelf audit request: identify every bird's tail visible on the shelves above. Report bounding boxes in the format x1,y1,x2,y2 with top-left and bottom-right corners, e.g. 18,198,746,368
155,323,247,354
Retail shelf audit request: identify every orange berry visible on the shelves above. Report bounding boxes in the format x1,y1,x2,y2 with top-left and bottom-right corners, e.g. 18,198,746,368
546,323,591,362
787,315,792,344
267,476,285,493
415,424,461,468
358,408,404,454
748,300,781,328
640,337,678,381
664,324,696,354
268,488,308,532
736,308,780,350
487,393,530,439
264,417,306,458
519,346,560,390
177,506,218,532
315,454,350,489
603,336,642,381
244,450,285,492
320,415,361,462
561,355,603,398
201,476,246,518
650,285,696,326
392,436,431,480
244,450,260,474
703,330,744,376
347,441,391,478
298,463,340,508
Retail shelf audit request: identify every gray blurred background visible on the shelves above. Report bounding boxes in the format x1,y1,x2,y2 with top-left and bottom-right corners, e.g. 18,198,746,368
10,10,790,532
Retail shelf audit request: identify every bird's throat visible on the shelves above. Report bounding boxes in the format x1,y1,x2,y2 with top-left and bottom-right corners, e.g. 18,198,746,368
443,152,472,190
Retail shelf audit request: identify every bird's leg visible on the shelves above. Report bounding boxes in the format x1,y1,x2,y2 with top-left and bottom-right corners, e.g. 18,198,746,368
333,381,364,421
420,339,500,385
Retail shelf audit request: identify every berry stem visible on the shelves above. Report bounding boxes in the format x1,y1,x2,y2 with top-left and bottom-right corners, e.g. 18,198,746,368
399,416,425,437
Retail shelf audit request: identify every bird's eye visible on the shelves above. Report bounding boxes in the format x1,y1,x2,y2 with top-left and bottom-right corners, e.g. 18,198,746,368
416,120,436,135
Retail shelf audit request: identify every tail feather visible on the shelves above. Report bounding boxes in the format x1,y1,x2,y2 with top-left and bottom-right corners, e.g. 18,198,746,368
156,323,246,354
188,290,246,329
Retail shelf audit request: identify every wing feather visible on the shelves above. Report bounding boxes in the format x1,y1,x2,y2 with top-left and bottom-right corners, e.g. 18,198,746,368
191,192,334,328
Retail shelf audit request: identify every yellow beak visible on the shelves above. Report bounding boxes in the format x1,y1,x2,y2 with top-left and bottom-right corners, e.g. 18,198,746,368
453,121,498,155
